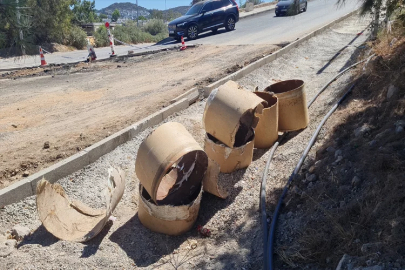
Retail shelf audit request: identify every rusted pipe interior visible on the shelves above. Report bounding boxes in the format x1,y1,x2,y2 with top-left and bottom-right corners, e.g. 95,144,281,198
155,150,208,206
207,128,255,147
264,79,304,94
144,182,202,206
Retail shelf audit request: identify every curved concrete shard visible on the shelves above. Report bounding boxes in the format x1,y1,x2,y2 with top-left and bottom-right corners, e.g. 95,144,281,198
36,167,125,242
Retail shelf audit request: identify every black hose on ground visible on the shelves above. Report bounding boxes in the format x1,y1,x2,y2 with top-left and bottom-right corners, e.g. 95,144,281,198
267,83,356,270
261,54,374,270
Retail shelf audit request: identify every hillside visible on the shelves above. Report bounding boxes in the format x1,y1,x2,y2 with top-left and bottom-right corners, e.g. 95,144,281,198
98,2,150,19
98,3,190,20
166,6,190,15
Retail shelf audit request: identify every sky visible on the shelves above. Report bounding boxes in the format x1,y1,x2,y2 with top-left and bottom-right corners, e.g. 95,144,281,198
95,0,274,11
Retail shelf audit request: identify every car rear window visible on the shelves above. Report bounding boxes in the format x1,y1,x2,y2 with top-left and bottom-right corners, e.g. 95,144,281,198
186,2,204,15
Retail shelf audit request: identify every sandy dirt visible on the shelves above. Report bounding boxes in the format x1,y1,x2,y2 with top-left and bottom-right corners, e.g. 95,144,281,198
0,44,278,189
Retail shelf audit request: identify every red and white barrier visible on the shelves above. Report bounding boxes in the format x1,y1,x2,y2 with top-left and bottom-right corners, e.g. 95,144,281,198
105,22,116,57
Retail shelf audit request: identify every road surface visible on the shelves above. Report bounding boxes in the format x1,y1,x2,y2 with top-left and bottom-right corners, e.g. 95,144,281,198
0,0,359,70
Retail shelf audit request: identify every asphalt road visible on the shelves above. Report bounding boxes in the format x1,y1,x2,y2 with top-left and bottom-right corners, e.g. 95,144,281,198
186,0,360,45
0,0,359,70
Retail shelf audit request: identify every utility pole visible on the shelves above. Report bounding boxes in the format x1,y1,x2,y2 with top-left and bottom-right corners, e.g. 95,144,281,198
165,0,167,22
16,0,25,55
136,0,139,27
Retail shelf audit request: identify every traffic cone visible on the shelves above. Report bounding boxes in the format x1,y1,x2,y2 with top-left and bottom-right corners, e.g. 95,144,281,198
180,36,187,51
39,46,47,66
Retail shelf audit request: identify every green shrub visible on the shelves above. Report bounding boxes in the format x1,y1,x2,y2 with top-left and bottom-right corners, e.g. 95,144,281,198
94,25,109,47
68,25,88,49
0,31,6,49
94,22,168,47
143,19,167,36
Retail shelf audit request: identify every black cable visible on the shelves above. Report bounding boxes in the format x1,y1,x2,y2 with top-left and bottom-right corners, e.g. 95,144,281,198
267,83,356,270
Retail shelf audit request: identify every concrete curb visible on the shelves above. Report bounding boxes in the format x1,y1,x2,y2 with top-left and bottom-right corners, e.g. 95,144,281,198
240,6,276,20
204,8,360,97
0,98,189,207
170,87,200,105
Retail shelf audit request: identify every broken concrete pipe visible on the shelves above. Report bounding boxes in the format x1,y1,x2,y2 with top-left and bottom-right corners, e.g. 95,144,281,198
203,80,267,148
202,158,228,198
253,92,279,149
36,167,125,242
204,132,255,174
138,184,202,235
264,80,309,131
135,122,208,206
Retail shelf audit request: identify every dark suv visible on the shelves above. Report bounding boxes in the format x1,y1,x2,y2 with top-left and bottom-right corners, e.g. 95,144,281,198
168,0,239,40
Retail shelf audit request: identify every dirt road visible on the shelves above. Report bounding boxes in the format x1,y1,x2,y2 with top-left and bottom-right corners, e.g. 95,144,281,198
0,44,278,189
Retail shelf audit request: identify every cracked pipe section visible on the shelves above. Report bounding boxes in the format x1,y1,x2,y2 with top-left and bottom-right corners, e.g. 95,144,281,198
36,167,125,242
264,80,309,131
204,132,255,174
203,80,267,148
135,122,208,206
138,184,202,235
253,92,279,149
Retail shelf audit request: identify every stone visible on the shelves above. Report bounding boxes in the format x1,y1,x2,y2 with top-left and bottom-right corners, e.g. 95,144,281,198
394,120,405,128
0,239,17,257
335,149,343,158
189,240,197,250
352,176,361,187
308,166,316,174
354,125,371,137
336,254,354,270
361,242,383,254
387,85,398,99
340,201,346,208
11,225,31,241
368,140,377,148
326,146,336,153
336,156,344,163
11,124,17,128
395,126,404,133
307,174,317,182
43,141,50,149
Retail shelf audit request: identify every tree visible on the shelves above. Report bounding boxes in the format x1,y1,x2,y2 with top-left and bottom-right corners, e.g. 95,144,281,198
0,0,32,54
150,9,163,20
72,0,98,24
111,8,120,22
138,15,147,21
28,0,74,44
339,0,405,38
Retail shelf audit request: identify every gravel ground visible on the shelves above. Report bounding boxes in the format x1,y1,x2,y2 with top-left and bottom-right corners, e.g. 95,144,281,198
0,14,371,269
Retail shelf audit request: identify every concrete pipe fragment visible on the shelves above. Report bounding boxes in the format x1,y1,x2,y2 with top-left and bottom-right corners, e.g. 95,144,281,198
202,158,228,199
264,80,309,131
203,81,267,148
36,167,125,242
253,92,279,149
138,184,202,236
204,132,255,173
135,122,208,206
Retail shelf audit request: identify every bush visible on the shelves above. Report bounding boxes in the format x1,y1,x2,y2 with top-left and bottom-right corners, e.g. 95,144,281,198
68,26,88,49
94,25,109,47
0,31,6,49
143,19,167,36
94,21,168,47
